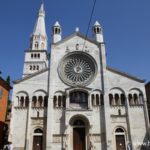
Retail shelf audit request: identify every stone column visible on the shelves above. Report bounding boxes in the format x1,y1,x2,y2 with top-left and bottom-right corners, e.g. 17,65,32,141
46,95,53,150
61,96,63,108
25,95,32,150
88,92,92,109
104,93,113,150
125,93,133,149
66,92,70,109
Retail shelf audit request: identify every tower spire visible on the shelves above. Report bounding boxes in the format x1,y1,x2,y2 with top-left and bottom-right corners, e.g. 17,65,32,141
23,3,48,77
30,3,47,50
33,3,46,37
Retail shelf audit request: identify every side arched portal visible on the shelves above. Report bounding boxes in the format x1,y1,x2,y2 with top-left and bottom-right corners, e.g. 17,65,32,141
115,128,126,150
32,128,43,150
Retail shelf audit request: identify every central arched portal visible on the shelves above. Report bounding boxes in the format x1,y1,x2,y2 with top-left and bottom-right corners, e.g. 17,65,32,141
73,120,86,150
70,115,90,150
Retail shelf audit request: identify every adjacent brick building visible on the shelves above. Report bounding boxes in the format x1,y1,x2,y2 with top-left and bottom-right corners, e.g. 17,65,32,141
0,77,11,148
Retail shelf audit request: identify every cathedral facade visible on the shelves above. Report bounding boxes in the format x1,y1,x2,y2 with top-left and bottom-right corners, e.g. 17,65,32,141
10,4,150,150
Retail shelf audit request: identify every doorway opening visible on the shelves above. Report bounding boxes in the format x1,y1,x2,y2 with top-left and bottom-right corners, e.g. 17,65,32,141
32,128,43,150
115,128,126,150
73,119,86,150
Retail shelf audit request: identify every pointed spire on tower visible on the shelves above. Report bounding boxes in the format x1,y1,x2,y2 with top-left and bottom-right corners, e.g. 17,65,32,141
39,3,44,12
54,21,60,27
30,3,47,50
33,3,46,36
94,21,101,26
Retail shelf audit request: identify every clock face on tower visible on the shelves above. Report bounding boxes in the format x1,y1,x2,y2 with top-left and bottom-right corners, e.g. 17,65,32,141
58,51,97,86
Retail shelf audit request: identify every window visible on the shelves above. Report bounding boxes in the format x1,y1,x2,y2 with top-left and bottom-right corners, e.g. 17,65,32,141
20,96,24,107
34,54,37,58
134,94,138,105
54,27,61,34
30,65,32,70
97,28,100,33
32,96,37,107
53,94,66,108
94,27,101,34
25,96,29,107
109,94,113,106
115,94,120,105
58,28,61,33
76,44,79,50
33,65,36,70
31,54,34,58
70,91,88,104
38,53,40,58
128,94,133,105
96,94,99,105
0,89,3,99
38,96,43,107
37,65,39,70
35,42,39,49
121,94,125,105
91,94,95,105
58,96,61,107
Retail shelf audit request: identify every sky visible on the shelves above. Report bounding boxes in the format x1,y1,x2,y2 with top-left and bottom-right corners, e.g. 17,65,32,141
0,0,150,84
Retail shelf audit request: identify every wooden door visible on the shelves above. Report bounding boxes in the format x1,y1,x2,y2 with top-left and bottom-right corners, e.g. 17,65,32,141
116,135,126,150
73,128,85,150
33,136,43,150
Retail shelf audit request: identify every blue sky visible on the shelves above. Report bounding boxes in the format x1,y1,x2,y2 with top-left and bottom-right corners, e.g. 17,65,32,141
0,0,150,83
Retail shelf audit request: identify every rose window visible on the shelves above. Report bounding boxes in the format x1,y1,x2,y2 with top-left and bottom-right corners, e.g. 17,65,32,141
58,52,97,86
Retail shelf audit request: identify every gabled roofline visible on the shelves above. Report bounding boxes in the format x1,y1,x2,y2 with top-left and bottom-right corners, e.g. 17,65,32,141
13,68,49,84
24,50,48,53
107,66,145,83
52,32,102,46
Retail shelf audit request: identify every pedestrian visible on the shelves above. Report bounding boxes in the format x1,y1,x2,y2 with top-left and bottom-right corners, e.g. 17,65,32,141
9,142,13,150
88,141,94,150
3,144,9,150
127,143,131,150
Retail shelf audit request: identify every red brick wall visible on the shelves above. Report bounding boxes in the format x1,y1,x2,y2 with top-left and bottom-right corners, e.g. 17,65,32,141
0,86,9,122
0,85,9,148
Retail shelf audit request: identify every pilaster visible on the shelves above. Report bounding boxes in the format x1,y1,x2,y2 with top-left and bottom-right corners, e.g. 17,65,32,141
104,93,113,150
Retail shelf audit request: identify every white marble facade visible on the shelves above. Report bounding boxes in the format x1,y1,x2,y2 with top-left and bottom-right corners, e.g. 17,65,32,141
9,4,150,150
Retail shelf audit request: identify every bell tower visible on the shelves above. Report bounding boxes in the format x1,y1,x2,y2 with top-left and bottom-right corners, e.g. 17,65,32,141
23,3,48,77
